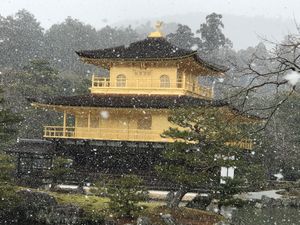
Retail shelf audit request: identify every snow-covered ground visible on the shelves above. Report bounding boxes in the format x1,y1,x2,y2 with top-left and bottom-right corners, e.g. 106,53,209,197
148,190,198,201
237,189,283,200
57,185,283,201
149,190,284,201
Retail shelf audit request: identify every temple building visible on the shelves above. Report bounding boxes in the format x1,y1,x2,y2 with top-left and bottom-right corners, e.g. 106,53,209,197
32,23,229,144
11,22,255,184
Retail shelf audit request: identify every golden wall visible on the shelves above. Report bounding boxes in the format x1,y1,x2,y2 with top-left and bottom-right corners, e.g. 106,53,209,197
89,65,213,98
44,108,175,142
110,65,178,88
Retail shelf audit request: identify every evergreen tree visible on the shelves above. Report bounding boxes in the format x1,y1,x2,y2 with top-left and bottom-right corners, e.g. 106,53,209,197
156,106,265,208
14,59,60,98
97,25,140,49
264,93,300,181
103,175,148,218
166,24,201,50
6,60,89,138
197,13,232,53
0,88,21,146
44,17,100,73
0,88,21,218
9,60,61,138
0,9,44,69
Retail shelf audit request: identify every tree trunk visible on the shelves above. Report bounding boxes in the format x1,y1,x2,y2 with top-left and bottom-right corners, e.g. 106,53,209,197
50,177,57,191
166,187,188,209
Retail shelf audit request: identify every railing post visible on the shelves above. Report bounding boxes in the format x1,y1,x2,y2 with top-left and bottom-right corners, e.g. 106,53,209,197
182,72,186,90
63,110,67,137
88,111,91,132
92,74,95,88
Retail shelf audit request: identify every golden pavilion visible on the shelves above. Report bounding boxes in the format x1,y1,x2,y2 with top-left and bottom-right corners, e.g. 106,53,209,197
30,23,252,146
9,22,259,181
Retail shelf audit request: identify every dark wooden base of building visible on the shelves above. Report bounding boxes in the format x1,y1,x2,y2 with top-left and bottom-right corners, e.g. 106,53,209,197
7,138,172,189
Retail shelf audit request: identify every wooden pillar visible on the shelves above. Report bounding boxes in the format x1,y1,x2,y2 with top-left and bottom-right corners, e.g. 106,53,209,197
63,110,67,137
92,74,95,88
182,71,186,89
88,111,91,131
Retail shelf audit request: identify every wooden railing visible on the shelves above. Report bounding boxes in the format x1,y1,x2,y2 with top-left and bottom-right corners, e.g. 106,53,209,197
43,126,171,142
185,82,212,98
91,75,213,98
92,76,110,87
44,126,253,149
225,139,253,150
44,126,75,138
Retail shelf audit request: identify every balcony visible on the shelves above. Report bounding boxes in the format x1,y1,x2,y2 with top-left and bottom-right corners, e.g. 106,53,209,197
225,139,253,150
44,126,253,149
43,126,172,143
90,75,213,98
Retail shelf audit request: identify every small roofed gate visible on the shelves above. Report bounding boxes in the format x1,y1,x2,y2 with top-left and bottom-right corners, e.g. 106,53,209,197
6,139,54,186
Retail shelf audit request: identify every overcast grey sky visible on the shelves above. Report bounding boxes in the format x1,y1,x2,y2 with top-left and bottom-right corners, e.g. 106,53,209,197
1,0,300,29
1,0,300,49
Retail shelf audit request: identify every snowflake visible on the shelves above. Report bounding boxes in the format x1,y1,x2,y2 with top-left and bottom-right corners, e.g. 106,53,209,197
100,111,109,119
284,71,300,86
190,44,198,51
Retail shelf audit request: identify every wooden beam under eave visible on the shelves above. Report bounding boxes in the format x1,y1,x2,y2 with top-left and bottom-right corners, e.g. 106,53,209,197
80,56,225,76
31,103,77,114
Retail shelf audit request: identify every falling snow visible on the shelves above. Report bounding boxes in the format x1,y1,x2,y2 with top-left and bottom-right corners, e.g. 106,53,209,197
190,44,198,51
284,71,300,85
100,110,109,119
1,5,300,225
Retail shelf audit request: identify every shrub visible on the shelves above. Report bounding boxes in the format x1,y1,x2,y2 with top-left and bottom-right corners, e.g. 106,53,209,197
104,175,148,218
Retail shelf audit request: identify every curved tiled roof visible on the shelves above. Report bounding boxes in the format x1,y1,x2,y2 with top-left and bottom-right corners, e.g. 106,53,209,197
76,37,228,72
33,94,227,109
76,38,194,60
30,94,262,120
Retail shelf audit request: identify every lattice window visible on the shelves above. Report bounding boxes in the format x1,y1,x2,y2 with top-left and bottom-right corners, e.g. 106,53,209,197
137,114,152,130
160,75,170,88
116,74,126,87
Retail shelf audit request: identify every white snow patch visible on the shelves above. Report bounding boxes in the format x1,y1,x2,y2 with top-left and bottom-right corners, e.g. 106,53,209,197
191,44,198,51
284,71,300,86
218,78,224,83
241,190,283,200
58,185,78,189
100,111,109,119
274,173,284,180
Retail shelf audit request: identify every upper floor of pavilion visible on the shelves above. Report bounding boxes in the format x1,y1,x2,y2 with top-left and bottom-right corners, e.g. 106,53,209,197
76,22,227,99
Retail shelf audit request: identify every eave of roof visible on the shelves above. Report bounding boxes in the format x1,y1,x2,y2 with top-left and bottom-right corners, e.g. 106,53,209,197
31,94,227,109
29,94,263,121
76,37,228,73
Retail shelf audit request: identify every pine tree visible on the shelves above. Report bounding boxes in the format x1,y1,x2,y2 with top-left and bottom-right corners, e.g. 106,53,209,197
0,88,22,214
166,24,201,50
103,175,148,218
0,88,21,146
197,13,232,53
155,106,265,208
